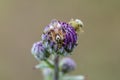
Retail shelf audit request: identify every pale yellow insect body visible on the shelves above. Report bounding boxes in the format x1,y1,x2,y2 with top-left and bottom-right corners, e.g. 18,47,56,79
69,19,84,33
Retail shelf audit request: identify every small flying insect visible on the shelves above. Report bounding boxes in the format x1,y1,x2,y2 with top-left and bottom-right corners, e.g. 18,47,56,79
69,19,84,33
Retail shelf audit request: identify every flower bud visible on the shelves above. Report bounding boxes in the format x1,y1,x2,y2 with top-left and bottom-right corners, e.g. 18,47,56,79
60,57,76,73
31,41,50,60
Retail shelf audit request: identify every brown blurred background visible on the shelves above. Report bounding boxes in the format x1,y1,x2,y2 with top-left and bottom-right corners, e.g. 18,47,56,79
0,0,120,80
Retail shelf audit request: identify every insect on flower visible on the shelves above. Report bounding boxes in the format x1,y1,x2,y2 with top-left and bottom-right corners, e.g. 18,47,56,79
31,19,85,80
69,19,84,33
41,19,82,55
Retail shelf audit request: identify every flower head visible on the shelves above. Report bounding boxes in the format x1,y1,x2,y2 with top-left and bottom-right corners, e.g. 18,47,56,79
60,57,76,73
42,19,78,55
31,19,83,60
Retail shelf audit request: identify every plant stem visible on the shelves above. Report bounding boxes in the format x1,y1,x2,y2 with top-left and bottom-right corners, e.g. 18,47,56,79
54,55,59,80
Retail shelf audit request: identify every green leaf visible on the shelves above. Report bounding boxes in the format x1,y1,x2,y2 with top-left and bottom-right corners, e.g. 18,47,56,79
63,75,85,80
44,59,54,69
35,62,49,69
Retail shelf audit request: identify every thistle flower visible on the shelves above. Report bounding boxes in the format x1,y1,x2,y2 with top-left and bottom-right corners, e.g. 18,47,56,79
31,19,84,80
42,19,78,55
31,41,51,60
60,57,76,73
31,19,83,59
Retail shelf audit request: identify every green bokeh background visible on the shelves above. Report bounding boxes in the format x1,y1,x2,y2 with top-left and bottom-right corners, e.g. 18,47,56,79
0,0,120,80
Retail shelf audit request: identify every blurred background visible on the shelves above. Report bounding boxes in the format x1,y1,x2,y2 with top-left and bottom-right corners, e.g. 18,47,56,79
0,0,120,80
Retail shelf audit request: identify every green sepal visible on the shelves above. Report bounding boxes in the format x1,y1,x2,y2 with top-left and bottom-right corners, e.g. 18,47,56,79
35,61,49,69
35,59,54,69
